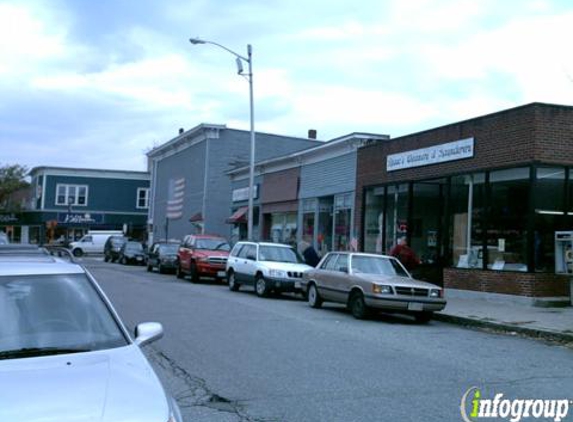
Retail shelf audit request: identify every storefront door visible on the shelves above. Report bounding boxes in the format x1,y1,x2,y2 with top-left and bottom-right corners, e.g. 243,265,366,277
410,179,447,285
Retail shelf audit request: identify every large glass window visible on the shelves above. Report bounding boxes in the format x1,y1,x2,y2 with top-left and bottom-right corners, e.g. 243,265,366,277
55,184,89,206
317,197,333,255
487,167,530,272
334,193,352,251
302,199,317,244
385,184,409,254
364,187,385,253
534,167,566,272
450,173,485,268
411,179,446,265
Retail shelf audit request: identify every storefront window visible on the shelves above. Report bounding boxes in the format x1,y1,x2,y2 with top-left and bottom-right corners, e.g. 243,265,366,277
302,199,317,244
364,187,385,253
385,184,409,254
488,167,530,272
334,193,352,251
450,173,485,268
534,167,566,272
270,212,297,246
317,197,333,255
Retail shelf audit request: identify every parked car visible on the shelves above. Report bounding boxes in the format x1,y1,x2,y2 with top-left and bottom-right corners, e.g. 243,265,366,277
118,241,146,265
147,241,179,274
69,230,123,257
103,235,127,262
176,235,230,282
0,245,182,422
226,241,312,297
302,252,447,322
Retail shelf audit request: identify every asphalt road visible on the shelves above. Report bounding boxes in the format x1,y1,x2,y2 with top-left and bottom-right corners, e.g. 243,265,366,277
85,258,573,422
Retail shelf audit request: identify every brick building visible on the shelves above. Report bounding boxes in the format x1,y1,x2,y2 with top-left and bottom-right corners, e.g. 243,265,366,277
355,103,573,300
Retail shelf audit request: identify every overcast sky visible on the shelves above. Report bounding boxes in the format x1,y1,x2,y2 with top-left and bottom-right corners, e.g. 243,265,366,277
2,0,573,172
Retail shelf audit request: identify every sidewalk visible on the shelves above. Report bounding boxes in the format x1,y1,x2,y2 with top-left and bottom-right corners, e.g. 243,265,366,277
435,295,573,343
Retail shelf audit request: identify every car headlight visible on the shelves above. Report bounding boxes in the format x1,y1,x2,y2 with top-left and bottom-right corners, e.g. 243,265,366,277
269,269,288,279
372,284,392,294
429,289,442,298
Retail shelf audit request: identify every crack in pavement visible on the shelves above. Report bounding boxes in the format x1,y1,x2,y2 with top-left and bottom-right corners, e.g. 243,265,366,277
147,347,280,422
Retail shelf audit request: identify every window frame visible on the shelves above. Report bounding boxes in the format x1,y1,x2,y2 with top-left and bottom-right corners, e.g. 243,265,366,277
55,183,89,207
136,187,150,209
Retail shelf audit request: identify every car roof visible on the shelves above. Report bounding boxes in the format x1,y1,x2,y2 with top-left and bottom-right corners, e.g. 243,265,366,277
0,245,85,277
325,251,394,259
236,241,293,248
191,234,227,239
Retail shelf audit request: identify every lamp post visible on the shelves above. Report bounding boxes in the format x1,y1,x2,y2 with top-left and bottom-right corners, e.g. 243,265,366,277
189,37,256,240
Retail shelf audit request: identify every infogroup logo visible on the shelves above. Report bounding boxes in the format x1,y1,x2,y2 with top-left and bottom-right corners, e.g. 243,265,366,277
460,387,571,422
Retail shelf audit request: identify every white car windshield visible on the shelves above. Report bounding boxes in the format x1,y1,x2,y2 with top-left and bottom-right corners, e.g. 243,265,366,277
0,273,128,359
351,256,409,278
258,246,304,263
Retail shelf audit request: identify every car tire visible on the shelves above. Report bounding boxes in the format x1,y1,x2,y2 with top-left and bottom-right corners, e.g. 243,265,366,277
72,248,83,257
308,283,323,309
349,291,369,319
255,275,269,298
190,262,200,283
176,265,184,279
228,271,240,291
121,256,127,265
104,255,110,263
158,264,165,274
415,311,433,324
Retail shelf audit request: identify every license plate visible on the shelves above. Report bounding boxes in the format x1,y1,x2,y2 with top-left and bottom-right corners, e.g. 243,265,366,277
408,302,424,311
136,256,143,261
217,271,226,277
295,281,301,289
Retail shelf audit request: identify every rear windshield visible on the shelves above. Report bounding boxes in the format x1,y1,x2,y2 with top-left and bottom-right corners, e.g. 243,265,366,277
158,244,178,254
125,242,143,251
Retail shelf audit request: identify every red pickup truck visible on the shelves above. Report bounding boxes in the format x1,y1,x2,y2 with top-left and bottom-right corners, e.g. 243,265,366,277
176,234,231,282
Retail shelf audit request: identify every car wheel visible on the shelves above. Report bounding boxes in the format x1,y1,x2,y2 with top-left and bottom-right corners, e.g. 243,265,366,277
176,265,184,279
146,263,152,272
121,256,127,265
190,262,200,283
104,255,110,263
308,283,323,309
72,248,83,257
158,264,166,274
255,275,269,298
349,291,369,319
415,311,433,324
228,271,240,291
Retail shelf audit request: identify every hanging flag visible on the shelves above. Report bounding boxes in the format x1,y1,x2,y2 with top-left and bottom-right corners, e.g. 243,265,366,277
166,177,185,219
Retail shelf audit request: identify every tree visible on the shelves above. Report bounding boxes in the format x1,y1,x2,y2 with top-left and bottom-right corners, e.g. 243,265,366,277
0,164,30,211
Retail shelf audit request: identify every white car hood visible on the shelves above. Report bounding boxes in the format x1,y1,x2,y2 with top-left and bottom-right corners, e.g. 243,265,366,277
0,344,169,422
261,261,312,272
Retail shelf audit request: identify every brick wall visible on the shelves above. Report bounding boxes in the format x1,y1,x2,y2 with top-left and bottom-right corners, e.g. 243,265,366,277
444,268,570,297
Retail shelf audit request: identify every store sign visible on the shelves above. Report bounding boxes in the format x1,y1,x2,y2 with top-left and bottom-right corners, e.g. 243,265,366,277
57,213,104,224
387,137,474,172
0,214,19,223
232,184,259,202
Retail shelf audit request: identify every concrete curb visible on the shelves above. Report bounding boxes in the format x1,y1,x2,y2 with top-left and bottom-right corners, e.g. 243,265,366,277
434,313,573,344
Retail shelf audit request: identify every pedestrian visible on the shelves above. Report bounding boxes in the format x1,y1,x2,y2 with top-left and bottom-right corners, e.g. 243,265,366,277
298,240,321,267
389,237,420,271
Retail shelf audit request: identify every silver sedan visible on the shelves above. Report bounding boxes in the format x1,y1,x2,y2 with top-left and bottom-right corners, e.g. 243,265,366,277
302,252,447,322
0,248,182,422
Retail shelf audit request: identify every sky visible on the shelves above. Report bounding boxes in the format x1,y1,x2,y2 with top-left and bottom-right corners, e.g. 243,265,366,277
2,0,573,172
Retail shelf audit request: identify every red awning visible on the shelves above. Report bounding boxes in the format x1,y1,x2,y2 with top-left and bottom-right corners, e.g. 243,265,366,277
226,206,248,224
189,212,203,222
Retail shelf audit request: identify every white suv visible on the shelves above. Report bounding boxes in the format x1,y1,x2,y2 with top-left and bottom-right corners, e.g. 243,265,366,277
226,241,312,297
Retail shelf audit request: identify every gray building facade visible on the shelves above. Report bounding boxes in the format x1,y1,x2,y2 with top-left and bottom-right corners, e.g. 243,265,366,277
147,124,322,243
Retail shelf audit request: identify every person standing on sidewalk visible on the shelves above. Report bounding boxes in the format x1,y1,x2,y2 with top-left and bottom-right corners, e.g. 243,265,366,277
389,237,420,272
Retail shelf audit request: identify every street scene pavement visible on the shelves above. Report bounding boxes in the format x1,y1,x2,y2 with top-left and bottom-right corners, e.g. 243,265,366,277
85,258,573,422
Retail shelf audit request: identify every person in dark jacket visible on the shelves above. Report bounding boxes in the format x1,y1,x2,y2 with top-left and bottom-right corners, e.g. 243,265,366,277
298,241,321,267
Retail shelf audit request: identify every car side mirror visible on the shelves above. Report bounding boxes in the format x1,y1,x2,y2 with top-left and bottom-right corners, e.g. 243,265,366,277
339,266,349,273
134,322,164,346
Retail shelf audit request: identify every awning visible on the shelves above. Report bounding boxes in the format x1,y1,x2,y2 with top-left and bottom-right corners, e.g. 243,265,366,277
189,212,203,222
226,206,248,224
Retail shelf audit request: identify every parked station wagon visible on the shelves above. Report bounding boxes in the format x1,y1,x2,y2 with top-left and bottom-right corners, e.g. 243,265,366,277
302,252,447,322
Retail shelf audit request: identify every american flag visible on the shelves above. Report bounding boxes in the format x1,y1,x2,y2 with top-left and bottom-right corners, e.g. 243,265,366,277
166,177,185,219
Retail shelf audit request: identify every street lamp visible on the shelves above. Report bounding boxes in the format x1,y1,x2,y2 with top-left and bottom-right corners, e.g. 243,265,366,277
189,37,256,241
